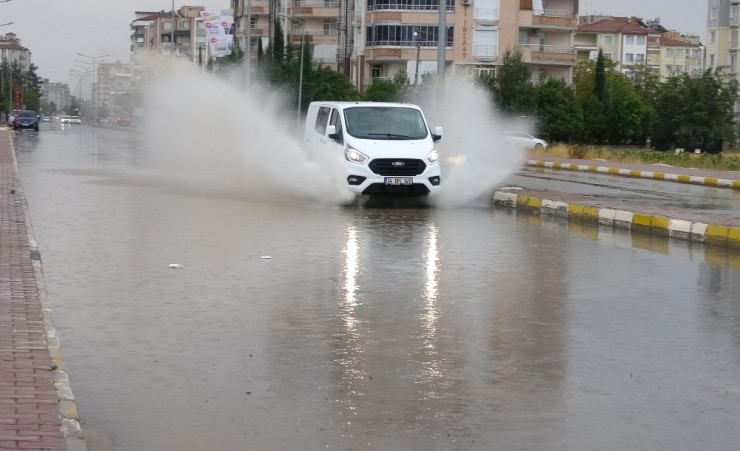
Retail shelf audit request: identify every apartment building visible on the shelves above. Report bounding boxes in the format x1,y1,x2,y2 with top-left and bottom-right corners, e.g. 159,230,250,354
707,0,738,78
658,35,703,77
347,0,580,90
40,81,71,113
575,16,665,73
230,0,579,90
93,62,139,118
0,33,32,71
130,6,210,66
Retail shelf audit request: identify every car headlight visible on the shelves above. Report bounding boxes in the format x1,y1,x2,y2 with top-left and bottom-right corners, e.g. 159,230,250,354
426,149,439,165
345,146,368,164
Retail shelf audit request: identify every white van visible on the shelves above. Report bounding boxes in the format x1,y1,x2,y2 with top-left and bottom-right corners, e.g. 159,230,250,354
304,101,443,195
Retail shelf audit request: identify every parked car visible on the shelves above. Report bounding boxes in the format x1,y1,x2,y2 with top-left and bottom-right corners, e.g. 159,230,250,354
60,115,71,124
69,116,82,125
503,131,548,149
13,110,40,131
113,115,132,127
7,111,18,126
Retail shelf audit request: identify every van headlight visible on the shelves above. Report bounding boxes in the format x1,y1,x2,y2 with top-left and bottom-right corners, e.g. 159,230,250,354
345,146,368,164
426,149,439,165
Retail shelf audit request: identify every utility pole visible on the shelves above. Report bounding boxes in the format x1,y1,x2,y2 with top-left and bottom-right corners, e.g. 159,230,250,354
171,0,176,56
436,0,446,105
245,0,252,90
414,29,421,86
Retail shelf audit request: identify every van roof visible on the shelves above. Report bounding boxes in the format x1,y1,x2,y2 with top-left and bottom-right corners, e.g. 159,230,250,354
309,101,422,110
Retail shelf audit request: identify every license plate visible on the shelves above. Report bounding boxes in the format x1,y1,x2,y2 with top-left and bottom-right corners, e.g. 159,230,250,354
384,177,413,186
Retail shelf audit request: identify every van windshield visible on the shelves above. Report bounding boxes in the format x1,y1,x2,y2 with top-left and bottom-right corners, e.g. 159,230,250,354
344,106,428,140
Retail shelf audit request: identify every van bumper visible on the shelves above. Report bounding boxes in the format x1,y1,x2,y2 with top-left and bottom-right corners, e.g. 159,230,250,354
346,164,441,196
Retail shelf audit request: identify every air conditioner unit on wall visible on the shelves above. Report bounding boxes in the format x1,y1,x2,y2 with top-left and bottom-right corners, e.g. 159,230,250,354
530,28,540,37
461,0,472,6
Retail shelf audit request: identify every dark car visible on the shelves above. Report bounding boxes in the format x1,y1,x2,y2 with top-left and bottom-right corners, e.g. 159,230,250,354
13,110,40,131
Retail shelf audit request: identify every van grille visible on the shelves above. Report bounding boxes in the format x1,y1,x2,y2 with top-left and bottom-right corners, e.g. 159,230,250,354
368,158,426,176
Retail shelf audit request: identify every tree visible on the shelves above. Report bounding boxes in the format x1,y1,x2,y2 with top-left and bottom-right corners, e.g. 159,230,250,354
303,66,359,104
594,49,606,102
535,78,583,142
272,19,285,62
363,70,409,101
653,68,738,151
488,48,536,116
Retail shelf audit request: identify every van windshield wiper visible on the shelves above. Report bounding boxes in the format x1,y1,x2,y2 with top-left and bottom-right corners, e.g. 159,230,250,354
367,133,414,140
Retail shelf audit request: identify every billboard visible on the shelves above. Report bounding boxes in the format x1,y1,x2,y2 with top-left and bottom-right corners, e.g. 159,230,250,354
200,9,234,58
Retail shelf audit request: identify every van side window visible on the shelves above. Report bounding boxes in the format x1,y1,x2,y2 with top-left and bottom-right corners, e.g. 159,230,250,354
329,108,343,144
315,107,331,134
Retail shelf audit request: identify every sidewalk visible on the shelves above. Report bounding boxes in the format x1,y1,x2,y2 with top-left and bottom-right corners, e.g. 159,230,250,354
493,156,740,250
0,128,86,451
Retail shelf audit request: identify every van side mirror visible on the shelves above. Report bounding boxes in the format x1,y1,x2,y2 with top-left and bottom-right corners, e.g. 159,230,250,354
327,124,340,141
432,126,443,142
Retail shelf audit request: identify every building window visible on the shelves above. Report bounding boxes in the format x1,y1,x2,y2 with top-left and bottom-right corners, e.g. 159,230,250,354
603,52,612,60
711,6,717,20
675,49,683,57
666,64,673,72
603,35,613,45
324,19,337,35
366,24,454,47
709,54,715,66
666,48,673,57
625,53,634,63
635,53,644,63
710,31,716,43
636,36,645,45
367,0,455,11
732,54,738,73
472,28,498,58
625,35,634,45
371,65,383,78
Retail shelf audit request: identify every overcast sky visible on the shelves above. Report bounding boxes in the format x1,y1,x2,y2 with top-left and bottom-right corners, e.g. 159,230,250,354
5,0,709,83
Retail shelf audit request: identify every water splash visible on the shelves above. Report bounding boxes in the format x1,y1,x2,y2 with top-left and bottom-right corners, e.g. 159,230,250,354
140,59,528,208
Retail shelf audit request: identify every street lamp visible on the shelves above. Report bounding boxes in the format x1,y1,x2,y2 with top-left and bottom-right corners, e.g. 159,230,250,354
414,29,421,86
0,22,13,27
279,13,305,126
77,53,108,119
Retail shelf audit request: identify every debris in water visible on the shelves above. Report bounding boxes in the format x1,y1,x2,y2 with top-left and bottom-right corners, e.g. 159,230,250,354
260,256,272,260
169,263,184,269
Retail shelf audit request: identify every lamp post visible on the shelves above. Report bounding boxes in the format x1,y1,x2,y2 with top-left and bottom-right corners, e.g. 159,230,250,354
171,0,175,56
414,29,421,86
279,14,305,127
245,0,252,90
77,53,108,120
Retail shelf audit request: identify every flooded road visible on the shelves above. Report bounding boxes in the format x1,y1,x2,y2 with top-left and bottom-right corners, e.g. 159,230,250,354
13,124,740,451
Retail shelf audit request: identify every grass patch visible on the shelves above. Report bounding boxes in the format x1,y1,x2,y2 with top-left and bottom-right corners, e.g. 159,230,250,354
530,145,740,171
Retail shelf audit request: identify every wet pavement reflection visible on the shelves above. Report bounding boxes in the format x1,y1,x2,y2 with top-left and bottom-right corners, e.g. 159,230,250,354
12,125,740,451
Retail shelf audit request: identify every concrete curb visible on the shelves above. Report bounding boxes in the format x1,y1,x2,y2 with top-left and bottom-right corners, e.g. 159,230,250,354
492,190,740,250
8,131,89,451
526,159,740,190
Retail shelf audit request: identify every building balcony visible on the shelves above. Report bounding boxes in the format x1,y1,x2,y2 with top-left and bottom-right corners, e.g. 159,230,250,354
532,11,578,29
518,44,576,65
244,24,270,37
363,46,444,62
731,16,740,27
365,10,445,24
287,3,339,19
289,32,339,45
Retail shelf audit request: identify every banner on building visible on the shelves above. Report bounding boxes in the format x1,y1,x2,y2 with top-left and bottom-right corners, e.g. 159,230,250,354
200,9,234,58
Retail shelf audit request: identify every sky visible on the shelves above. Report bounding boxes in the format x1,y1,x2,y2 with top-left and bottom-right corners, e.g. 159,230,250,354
4,0,709,84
